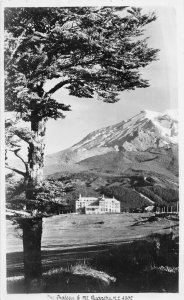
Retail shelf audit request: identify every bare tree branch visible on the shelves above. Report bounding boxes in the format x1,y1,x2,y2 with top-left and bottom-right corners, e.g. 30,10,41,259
6,209,31,217
5,163,26,177
33,31,48,39
5,29,26,68
13,149,29,173
13,128,34,144
46,79,72,94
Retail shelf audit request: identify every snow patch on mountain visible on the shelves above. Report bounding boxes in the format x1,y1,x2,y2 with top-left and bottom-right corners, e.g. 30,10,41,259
143,109,178,144
71,109,178,152
163,109,178,121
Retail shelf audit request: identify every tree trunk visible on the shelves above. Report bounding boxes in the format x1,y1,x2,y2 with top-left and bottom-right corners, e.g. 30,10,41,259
22,118,47,292
26,118,47,195
21,218,43,293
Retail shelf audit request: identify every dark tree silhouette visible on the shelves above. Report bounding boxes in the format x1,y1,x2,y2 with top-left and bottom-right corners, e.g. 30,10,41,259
5,6,159,292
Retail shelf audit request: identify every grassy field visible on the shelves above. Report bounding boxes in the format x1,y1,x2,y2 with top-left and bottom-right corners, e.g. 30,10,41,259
6,213,179,293
7,212,179,253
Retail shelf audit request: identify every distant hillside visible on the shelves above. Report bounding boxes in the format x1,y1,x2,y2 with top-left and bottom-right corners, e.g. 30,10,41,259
77,145,178,177
47,169,178,212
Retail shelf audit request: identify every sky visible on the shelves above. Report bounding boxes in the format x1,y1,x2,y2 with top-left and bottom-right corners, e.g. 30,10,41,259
43,6,178,154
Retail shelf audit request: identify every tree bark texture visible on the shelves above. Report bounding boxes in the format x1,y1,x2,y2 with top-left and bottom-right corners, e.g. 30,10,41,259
21,117,47,292
26,118,47,192
21,218,43,293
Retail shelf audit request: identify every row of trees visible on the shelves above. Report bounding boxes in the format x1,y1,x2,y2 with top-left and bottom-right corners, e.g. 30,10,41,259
5,6,159,292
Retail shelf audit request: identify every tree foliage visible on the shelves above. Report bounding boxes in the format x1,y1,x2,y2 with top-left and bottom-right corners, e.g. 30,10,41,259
6,174,73,216
5,6,159,120
4,6,160,213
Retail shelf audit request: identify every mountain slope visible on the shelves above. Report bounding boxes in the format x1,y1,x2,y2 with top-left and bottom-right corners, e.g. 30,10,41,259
77,145,178,177
44,109,178,175
72,109,178,151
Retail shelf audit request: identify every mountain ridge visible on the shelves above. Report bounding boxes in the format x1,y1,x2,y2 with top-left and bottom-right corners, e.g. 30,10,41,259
71,109,178,150
44,109,178,175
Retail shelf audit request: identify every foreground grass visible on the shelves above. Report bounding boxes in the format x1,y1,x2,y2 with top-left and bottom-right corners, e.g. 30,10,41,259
7,214,179,293
7,262,116,293
7,231,179,293
7,262,179,293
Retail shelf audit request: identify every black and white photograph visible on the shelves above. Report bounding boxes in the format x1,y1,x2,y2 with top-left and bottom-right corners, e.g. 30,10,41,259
1,0,184,297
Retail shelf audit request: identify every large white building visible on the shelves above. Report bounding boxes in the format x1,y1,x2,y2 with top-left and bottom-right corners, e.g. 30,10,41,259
75,195,121,214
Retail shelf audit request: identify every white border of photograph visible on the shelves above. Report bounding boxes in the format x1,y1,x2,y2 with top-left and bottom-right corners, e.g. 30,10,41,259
1,0,184,299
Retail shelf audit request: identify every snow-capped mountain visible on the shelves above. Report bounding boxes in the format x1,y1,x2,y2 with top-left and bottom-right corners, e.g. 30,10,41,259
45,109,178,175
71,109,178,152
44,109,178,212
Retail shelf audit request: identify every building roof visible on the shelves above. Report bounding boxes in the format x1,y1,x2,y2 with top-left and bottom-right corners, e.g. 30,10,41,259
99,197,119,202
80,198,97,200
78,196,97,200
78,195,119,203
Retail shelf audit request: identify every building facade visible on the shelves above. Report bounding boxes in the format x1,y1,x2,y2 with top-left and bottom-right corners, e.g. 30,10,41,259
75,195,121,214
